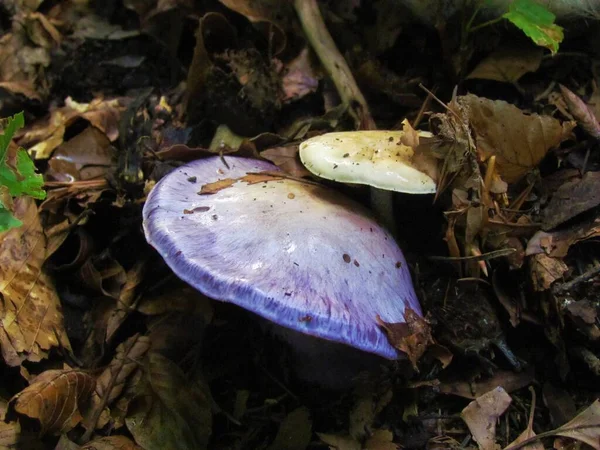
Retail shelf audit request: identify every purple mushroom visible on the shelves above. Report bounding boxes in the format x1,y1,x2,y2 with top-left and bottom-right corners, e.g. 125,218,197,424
143,156,421,372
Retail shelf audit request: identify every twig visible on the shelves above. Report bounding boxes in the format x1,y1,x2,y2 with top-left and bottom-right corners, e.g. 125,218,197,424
294,0,375,130
552,263,600,294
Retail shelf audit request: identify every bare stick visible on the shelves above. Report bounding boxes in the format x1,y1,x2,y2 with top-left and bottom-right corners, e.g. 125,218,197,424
294,0,375,130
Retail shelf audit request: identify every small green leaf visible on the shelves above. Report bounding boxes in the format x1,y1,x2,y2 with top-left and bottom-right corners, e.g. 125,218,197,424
0,199,22,232
0,112,46,200
0,112,25,166
503,0,564,54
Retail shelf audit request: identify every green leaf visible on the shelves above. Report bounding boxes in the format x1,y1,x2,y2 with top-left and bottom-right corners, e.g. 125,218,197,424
0,112,25,166
0,199,22,232
503,0,564,54
0,112,46,200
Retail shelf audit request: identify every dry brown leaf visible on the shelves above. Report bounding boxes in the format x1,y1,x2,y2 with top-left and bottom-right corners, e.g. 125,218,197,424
46,126,115,182
267,406,312,450
19,97,124,159
466,48,543,83
80,435,144,450
528,253,568,291
240,173,284,184
440,370,534,399
0,197,71,366
106,259,146,342
553,399,600,449
526,217,600,258
84,334,151,431
559,85,600,140
377,307,434,369
460,94,575,183
125,352,212,450
7,369,95,435
260,145,312,178
461,387,512,450
540,171,600,230
198,178,236,195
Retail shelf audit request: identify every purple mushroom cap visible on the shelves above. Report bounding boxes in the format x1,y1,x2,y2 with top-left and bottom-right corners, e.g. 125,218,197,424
143,156,422,359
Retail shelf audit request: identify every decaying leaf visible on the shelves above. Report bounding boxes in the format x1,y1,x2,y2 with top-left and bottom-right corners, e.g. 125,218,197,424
529,253,569,291
198,178,236,195
559,85,600,140
7,369,95,435
460,94,575,183
318,433,361,450
377,307,434,370
125,352,212,450
0,197,71,365
505,387,544,450
461,387,512,450
439,370,534,399
84,334,151,431
261,145,313,178
553,399,600,449
540,171,600,230
467,47,543,84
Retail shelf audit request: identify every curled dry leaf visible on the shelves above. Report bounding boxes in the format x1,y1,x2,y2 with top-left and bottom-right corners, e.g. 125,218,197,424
282,47,320,102
559,85,600,140
0,197,71,366
460,94,575,183
7,369,95,435
461,386,512,450
377,307,434,370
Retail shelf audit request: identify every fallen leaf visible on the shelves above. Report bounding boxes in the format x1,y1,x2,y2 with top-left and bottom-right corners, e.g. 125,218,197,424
504,387,543,450
467,47,543,83
125,352,212,450
439,370,534,399
461,387,512,450
0,197,71,365
7,369,95,435
261,145,312,178
267,407,312,450
541,171,600,230
377,307,434,369
526,217,600,258
46,126,115,182
553,399,600,449
460,94,575,183
84,334,151,431
198,178,236,195
529,253,568,291
559,85,600,140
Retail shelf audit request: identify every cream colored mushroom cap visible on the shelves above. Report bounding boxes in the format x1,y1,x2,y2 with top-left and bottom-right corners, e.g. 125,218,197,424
299,131,436,194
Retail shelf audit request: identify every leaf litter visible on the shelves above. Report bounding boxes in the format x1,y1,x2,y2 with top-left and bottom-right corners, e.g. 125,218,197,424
1,0,600,449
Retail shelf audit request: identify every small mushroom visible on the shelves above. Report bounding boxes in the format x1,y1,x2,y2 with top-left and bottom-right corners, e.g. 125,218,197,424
299,130,437,231
143,156,422,383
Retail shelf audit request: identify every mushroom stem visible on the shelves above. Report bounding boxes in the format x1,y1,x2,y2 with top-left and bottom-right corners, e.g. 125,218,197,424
294,0,375,130
370,188,396,234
